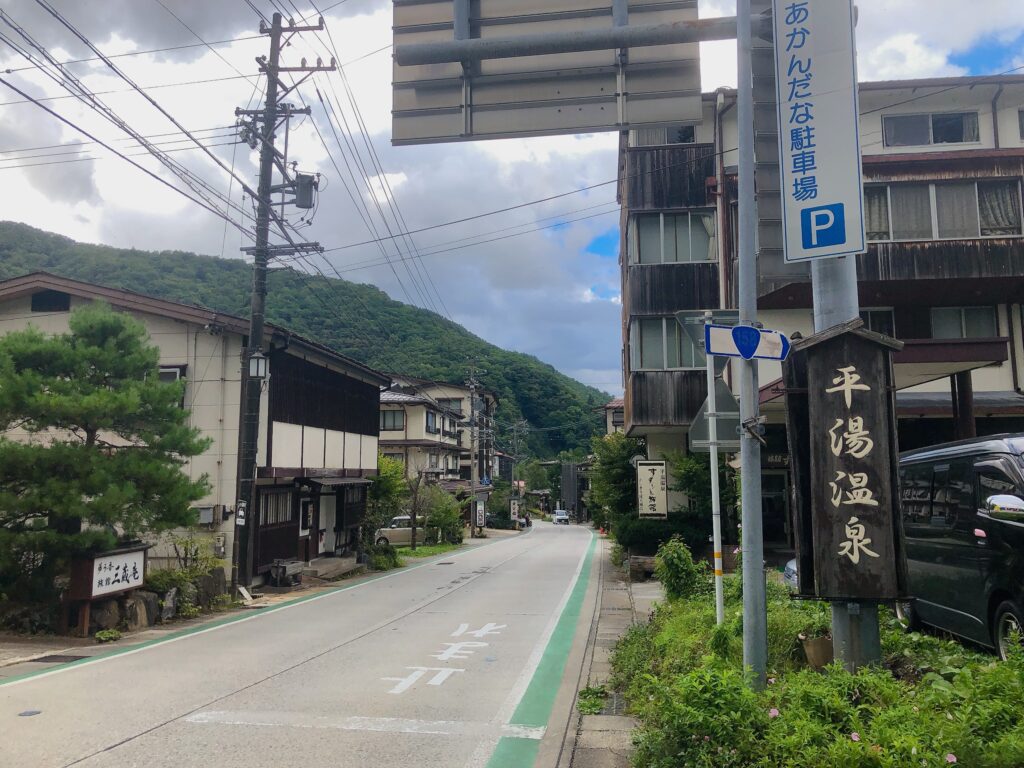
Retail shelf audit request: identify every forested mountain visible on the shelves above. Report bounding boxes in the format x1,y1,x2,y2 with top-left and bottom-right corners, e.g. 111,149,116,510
0,221,607,456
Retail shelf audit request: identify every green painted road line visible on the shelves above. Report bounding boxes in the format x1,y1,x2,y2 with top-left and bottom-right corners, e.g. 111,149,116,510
487,533,597,768
488,736,540,767
0,533,520,688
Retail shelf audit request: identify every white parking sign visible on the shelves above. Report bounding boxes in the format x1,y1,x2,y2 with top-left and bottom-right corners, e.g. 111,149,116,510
772,0,866,263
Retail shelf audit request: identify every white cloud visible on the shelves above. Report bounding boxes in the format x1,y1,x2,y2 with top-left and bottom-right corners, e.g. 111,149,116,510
3,0,1023,398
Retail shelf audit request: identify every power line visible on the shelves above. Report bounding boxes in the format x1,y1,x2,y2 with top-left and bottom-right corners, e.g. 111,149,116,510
0,124,234,155
0,74,251,234
0,14,257,227
0,73,253,107
1,33,263,73
0,138,243,171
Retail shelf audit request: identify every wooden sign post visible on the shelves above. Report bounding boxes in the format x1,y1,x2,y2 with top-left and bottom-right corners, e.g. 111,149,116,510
783,320,908,668
66,544,150,637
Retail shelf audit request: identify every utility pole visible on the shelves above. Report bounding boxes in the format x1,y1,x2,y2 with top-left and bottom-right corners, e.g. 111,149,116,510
467,371,480,537
736,0,768,690
231,12,335,591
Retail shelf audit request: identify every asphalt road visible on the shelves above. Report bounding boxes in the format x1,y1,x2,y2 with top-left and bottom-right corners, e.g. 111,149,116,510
1,522,596,768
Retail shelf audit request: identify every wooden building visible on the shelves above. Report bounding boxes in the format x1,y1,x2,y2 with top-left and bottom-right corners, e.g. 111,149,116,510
618,75,1024,553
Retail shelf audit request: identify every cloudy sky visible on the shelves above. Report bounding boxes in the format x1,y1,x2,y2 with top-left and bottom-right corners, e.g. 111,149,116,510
1,1,1023,395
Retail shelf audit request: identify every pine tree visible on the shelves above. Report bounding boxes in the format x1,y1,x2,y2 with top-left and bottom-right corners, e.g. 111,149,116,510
0,302,211,600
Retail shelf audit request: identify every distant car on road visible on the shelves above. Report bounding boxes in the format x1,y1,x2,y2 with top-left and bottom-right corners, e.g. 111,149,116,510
553,509,569,525
375,515,412,546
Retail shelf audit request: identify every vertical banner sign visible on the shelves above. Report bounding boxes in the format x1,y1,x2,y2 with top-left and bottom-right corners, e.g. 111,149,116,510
771,0,866,263
804,329,902,599
476,500,485,528
636,460,668,519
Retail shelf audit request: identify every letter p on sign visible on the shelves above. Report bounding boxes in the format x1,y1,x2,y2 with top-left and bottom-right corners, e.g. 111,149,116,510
801,203,847,249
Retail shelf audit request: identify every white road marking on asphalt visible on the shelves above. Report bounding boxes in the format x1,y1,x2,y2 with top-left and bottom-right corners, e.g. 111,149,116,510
463,531,594,768
185,709,546,740
431,641,489,661
0,530,533,690
452,622,507,638
382,666,465,694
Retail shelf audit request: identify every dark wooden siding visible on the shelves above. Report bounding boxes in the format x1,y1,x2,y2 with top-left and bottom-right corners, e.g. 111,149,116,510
625,144,717,210
625,370,707,431
859,239,1024,282
269,351,379,436
627,263,719,315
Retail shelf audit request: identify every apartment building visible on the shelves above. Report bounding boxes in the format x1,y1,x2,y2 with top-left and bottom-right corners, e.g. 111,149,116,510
0,273,390,581
619,74,1024,551
385,374,499,487
379,390,465,481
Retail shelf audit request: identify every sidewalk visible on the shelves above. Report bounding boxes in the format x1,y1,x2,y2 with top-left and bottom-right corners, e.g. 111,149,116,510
559,538,663,768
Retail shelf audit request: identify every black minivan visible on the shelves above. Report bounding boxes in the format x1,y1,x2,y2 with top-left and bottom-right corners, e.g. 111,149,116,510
898,434,1024,659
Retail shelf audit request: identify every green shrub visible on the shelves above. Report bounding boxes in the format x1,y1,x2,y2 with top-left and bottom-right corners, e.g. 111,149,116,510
613,516,691,555
367,543,403,571
95,628,122,643
144,568,193,595
423,489,465,544
610,544,626,568
654,537,702,601
632,664,768,768
612,569,1024,768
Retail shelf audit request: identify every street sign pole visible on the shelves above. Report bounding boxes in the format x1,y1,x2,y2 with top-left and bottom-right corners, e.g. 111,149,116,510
770,0,878,669
704,312,726,625
737,0,768,690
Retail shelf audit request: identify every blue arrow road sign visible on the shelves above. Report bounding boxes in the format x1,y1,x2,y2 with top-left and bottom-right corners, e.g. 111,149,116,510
704,324,791,361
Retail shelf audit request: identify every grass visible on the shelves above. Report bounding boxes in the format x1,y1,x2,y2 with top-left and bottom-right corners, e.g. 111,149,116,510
577,685,608,715
395,542,463,559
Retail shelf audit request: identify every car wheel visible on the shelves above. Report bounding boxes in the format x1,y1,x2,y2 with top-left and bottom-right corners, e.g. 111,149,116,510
993,600,1024,661
376,537,389,546
895,600,919,631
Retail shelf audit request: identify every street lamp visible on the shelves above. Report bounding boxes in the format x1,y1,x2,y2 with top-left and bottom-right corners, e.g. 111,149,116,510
248,350,268,380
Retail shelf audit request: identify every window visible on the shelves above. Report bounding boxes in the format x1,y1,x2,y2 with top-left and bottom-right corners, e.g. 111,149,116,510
930,307,998,339
633,211,716,264
882,112,979,147
426,411,439,434
633,317,704,370
260,491,293,526
976,462,1019,502
30,290,70,312
380,410,405,431
899,463,933,525
158,366,185,384
429,452,439,468
1019,109,1024,140
866,180,1023,241
436,398,463,414
859,309,894,336
633,124,696,146
383,453,404,463
344,486,365,505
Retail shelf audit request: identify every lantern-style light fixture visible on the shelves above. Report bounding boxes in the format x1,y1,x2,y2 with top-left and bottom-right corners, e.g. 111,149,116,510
248,350,268,380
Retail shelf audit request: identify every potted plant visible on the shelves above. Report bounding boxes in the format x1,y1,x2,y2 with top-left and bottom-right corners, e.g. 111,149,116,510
798,603,834,669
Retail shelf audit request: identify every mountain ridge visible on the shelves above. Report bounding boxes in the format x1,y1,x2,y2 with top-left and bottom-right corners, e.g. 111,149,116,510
0,221,607,456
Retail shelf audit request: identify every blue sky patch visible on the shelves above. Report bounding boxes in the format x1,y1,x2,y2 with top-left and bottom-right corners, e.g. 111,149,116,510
585,228,620,259
949,34,1024,75
589,284,618,300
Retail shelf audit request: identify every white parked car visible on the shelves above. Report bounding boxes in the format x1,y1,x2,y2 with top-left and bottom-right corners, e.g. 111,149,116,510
553,509,569,525
783,558,799,592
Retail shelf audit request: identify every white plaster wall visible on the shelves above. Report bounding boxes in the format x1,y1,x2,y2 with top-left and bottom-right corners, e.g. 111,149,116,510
361,435,379,470
272,422,303,466
303,426,326,468
344,430,361,468
325,429,345,467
